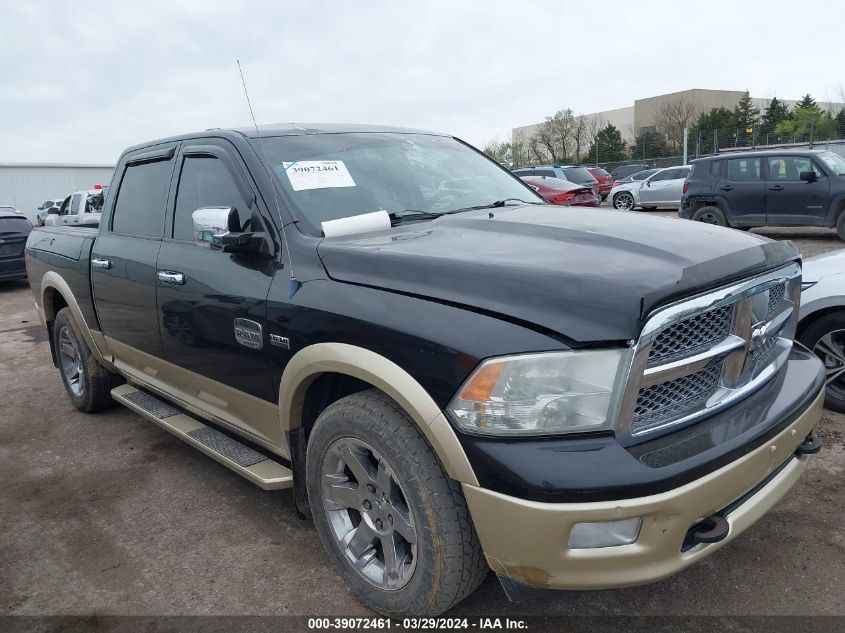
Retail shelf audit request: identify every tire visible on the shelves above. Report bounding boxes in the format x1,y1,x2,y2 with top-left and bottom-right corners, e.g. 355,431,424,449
836,209,845,241
691,205,727,226
798,311,845,412
53,307,123,412
612,191,635,211
306,389,488,616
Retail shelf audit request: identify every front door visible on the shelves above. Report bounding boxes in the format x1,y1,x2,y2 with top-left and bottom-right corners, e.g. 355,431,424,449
639,169,676,206
91,144,178,361
155,141,280,445
720,156,765,224
764,155,830,225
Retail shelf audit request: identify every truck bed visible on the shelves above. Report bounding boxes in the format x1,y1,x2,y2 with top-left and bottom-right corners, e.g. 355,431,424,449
25,225,99,333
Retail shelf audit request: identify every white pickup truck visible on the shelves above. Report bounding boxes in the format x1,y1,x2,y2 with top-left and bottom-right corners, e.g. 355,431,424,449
45,188,105,227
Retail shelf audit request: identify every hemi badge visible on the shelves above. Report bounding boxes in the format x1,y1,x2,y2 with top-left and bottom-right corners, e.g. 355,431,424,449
270,334,291,350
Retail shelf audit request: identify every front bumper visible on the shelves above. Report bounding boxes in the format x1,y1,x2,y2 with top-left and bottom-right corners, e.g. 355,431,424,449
463,387,823,590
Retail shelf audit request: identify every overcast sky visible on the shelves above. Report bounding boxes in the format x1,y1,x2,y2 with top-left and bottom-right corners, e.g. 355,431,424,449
2,0,843,164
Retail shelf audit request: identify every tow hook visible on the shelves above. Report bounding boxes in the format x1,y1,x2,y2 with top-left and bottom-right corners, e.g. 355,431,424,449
795,435,822,456
688,514,730,546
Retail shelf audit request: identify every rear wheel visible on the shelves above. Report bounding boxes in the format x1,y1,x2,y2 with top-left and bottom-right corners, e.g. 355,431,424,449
798,312,845,412
306,389,487,616
836,209,845,241
54,308,122,412
613,191,635,211
691,205,727,226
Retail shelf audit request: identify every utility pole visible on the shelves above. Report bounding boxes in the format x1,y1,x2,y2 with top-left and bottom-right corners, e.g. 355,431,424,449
682,128,688,165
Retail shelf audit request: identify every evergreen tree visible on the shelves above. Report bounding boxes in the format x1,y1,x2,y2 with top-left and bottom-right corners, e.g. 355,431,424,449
835,108,845,138
631,131,670,160
733,91,760,143
760,97,791,139
798,93,817,109
587,124,626,163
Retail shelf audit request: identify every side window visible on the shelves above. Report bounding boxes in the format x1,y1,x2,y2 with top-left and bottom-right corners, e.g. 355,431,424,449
651,170,673,182
769,157,825,180
726,158,761,181
69,194,81,215
536,169,556,178
111,159,173,237
173,156,251,242
709,161,722,177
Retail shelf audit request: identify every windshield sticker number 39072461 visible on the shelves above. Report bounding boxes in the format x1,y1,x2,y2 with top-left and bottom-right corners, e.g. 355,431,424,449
282,160,356,191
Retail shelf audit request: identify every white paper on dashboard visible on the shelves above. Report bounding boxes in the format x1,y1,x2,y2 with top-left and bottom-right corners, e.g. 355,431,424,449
282,160,356,191
321,210,391,238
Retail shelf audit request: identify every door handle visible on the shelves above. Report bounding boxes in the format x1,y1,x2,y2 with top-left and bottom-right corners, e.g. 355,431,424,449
157,270,185,285
719,185,733,191
91,258,112,270
769,185,784,191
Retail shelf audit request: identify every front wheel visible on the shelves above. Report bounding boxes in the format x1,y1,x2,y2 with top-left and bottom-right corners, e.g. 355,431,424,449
798,312,845,412
306,389,488,616
612,192,635,211
691,205,727,226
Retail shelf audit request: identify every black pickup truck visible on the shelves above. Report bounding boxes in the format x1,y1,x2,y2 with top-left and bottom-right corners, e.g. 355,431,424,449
26,124,824,616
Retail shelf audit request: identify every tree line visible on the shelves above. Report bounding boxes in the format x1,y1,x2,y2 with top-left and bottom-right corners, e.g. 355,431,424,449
486,91,845,167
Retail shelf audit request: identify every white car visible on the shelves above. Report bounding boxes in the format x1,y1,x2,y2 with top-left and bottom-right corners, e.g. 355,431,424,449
610,165,691,211
45,189,104,227
799,249,845,411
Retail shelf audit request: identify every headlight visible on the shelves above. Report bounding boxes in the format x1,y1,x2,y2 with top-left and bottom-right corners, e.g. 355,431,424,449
447,349,630,436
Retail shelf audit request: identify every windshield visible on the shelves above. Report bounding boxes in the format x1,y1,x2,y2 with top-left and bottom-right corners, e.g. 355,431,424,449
0,217,32,233
257,133,542,232
631,169,658,181
819,151,845,176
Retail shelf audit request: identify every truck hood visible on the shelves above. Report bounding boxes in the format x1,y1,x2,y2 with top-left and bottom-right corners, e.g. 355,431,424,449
317,206,799,343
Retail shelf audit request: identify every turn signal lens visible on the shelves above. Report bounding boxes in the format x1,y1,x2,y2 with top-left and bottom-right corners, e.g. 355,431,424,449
569,518,643,549
459,361,507,402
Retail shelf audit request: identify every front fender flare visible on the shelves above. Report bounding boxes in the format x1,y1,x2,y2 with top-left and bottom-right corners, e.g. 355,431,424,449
278,343,478,485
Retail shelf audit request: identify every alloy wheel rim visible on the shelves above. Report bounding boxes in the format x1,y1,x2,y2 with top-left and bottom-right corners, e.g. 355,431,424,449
813,329,845,398
321,437,417,591
698,212,718,224
615,193,633,210
58,326,84,397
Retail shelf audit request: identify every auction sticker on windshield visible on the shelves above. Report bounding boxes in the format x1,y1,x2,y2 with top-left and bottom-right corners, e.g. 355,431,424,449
282,160,356,191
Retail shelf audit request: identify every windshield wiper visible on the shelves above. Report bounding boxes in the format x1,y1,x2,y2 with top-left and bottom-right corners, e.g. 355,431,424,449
442,198,543,214
389,209,445,225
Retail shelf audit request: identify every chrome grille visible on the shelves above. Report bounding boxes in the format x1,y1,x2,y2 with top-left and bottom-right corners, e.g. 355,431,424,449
618,264,801,439
647,305,733,366
768,283,785,315
633,363,722,435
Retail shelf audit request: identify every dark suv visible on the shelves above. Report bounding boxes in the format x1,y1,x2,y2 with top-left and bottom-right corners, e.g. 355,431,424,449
680,149,845,238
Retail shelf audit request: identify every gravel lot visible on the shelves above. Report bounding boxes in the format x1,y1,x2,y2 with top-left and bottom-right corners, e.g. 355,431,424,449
2,213,844,621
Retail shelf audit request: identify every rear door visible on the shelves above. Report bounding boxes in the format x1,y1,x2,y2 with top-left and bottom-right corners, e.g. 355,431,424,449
91,144,178,361
764,155,829,225
154,140,280,445
720,157,765,224
664,167,691,205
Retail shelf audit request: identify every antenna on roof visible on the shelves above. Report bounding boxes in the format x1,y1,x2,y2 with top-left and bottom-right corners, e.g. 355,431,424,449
236,59,297,290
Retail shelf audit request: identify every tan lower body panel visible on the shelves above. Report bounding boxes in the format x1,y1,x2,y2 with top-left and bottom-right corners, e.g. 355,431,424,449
464,389,823,590
112,384,292,490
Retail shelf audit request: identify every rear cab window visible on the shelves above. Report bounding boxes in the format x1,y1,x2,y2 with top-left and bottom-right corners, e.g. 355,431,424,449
111,158,173,237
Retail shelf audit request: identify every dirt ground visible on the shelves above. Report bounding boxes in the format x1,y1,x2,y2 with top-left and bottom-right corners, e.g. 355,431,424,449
1,217,843,621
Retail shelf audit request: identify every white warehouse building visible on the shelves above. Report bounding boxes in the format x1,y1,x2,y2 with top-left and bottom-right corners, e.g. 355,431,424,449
0,163,115,223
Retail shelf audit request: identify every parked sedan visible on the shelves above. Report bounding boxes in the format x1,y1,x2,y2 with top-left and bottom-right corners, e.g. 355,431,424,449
587,167,613,199
512,165,599,193
612,168,660,188
610,165,691,211
0,209,33,281
520,176,599,206
798,250,845,411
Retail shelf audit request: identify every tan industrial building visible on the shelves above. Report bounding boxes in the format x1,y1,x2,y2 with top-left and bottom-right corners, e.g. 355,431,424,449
513,88,843,145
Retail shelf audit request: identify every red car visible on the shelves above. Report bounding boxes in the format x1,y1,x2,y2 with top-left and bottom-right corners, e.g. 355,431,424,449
587,167,613,199
520,176,599,207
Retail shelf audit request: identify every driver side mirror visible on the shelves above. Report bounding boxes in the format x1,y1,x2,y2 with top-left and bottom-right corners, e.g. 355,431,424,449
799,170,817,183
190,206,271,256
